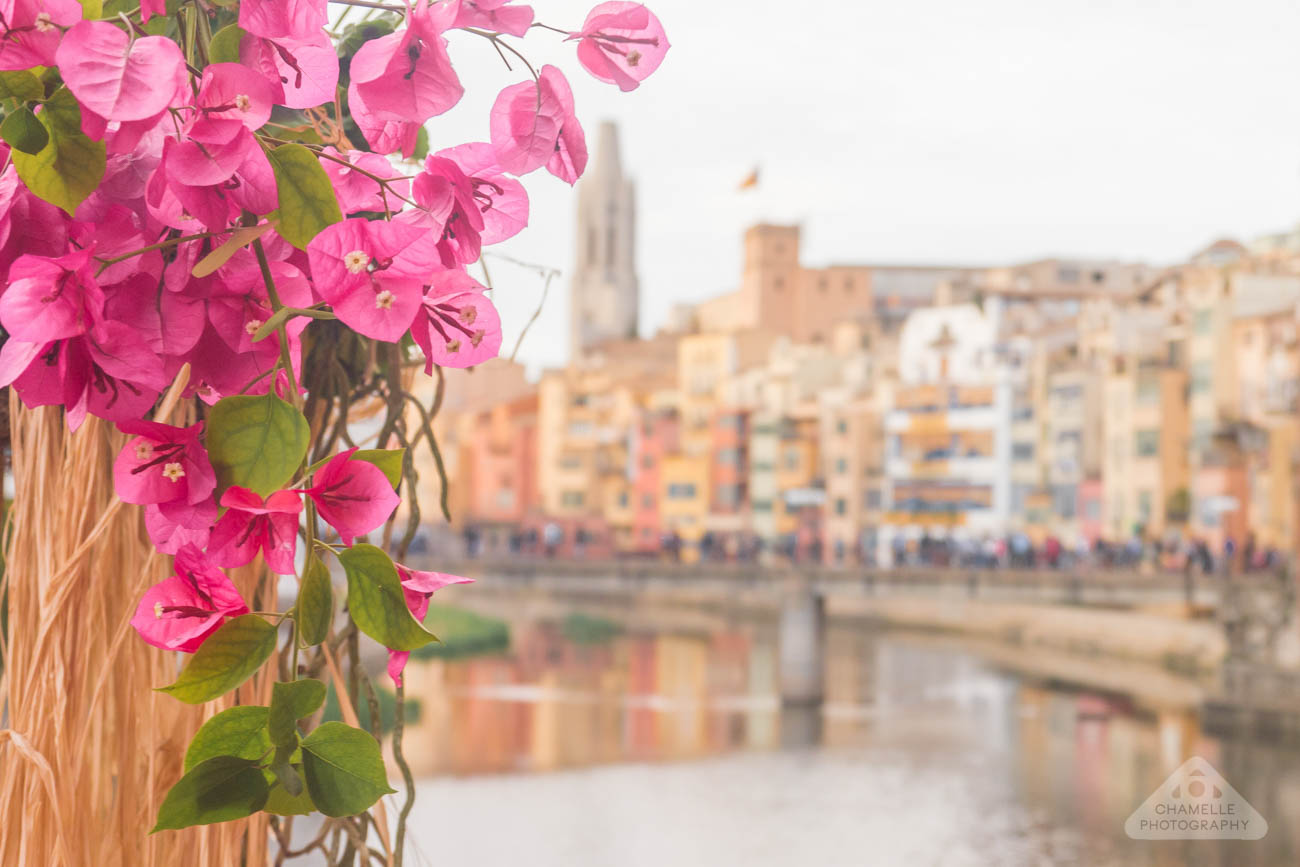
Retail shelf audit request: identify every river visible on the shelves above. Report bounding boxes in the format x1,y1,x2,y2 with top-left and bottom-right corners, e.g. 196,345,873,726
384,598,1299,867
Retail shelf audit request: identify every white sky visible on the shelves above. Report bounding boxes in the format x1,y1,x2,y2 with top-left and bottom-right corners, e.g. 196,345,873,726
427,0,1300,371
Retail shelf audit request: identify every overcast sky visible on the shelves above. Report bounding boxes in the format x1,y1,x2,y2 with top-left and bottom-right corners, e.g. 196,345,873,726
428,0,1300,371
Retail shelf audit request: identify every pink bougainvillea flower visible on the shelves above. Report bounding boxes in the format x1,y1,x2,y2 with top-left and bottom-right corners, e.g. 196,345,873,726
238,0,327,41
320,147,410,214
568,2,669,92
113,420,217,525
488,65,587,184
349,0,463,125
0,320,166,431
56,21,187,121
386,564,473,685
139,0,166,23
307,218,438,342
346,79,420,157
410,269,503,371
186,62,274,146
304,447,400,546
434,143,528,245
144,499,217,555
403,155,485,267
207,486,303,575
0,246,105,343
240,30,339,110
447,0,533,37
0,0,83,71
130,545,249,653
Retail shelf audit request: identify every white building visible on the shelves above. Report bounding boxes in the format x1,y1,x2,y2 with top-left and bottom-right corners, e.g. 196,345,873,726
880,300,1023,560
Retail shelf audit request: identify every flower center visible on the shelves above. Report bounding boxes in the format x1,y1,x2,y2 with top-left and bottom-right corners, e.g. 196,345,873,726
234,93,252,112
162,462,186,482
459,304,478,325
344,250,369,274
375,289,395,310
245,319,264,336
627,49,642,67
135,443,153,461
446,338,462,353
154,601,164,620
33,12,53,32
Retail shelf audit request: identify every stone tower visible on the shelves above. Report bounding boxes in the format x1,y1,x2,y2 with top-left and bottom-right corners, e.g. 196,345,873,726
570,121,639,360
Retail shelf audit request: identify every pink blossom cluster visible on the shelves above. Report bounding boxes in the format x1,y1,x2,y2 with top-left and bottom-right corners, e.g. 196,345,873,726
0,0,666,680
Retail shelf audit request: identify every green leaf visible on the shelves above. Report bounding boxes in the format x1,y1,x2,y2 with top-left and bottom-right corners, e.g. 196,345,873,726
297,555,334,646
1,106,48,155
268,143,342,250
184,706,271,773
412,125,429,161
340,544,437,652
206,392,310,497
151,756,269,832
269,742,304,796
76,0,102,19
268,679,327,746
300,722,396,817
157,615,278,705
0,70,43,103
352,448,405,488
12,87,106,216
209,23,246,64
262,770,316,815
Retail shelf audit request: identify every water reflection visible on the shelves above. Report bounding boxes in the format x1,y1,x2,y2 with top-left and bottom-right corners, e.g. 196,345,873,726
396,607,1300,866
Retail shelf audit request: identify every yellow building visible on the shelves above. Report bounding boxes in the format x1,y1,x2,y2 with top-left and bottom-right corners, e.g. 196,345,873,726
658,455,710,561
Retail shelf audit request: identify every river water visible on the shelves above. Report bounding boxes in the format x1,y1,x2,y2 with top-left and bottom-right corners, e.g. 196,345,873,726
388,599,1300,867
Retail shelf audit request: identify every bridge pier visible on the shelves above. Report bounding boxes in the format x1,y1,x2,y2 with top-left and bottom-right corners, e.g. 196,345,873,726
778,586,825,708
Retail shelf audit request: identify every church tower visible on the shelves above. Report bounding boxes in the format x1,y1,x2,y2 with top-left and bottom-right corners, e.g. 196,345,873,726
570,121,639,360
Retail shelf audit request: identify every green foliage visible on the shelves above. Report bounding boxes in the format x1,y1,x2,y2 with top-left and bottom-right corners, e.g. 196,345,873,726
562,612,624,645
263,769,316,815
268,679,326,746
157,615,278,704
340,544,438,652
184,706,272,772
413,605,510,661
352,448,405,488
0,70,44,102
209,24,246,64
268,143,342,250
297,555,334,646
12,87,106,216
300,722,396,817
205,392,310,497
1,107,48,155
152,756,269,832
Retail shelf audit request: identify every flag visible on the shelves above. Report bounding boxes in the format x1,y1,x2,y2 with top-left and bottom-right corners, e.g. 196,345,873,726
737,167,759,191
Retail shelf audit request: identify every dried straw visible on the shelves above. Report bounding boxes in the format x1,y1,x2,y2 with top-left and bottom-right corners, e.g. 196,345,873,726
0,386,276,866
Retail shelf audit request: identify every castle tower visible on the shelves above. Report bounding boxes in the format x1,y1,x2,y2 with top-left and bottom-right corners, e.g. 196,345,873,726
570,121,639,360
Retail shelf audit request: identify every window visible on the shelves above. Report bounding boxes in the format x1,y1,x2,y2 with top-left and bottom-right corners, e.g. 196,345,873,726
751,461,775,473
560,455,582,469
753,500,773,512
1135,430,1159,457
835,458,848,474
667,483,697,500
1058,267,1079,283
1194,309,1213,335
1191,361,1212,394
561,491,585,507
784,448,801,470
641,455,654,470
835,498,847,516
641,494,654,508
1136,375,1160,405
836,419,848,435
618,491,628,508
864,489,882,509
716,448,742,467
1138,490,1152,520
715,485,740,508
1012,442,1035,461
